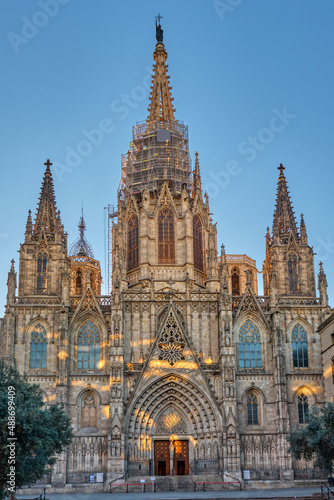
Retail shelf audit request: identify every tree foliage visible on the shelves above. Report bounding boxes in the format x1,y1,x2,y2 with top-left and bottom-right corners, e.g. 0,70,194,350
288,403,334,475
0,361,73,499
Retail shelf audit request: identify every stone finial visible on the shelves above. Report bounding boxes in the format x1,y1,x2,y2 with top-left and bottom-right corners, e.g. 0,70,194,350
318,262,328,307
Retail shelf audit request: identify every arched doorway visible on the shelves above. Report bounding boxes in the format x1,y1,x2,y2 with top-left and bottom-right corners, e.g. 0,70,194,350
125,375,222,477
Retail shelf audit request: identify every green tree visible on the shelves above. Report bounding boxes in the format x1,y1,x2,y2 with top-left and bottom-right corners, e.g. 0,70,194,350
0,361,73,499
288,402,334,475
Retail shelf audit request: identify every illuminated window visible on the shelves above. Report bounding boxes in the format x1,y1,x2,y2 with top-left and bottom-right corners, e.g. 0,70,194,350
158,208,175,264
75,269,82,294
37,252,48,293
77,321,101,370
246,392,259,425
231,267,240,295
30,323,47,369
81,391,97,427
193,215,203,271
298,393,309,424
238,320,262,368
127,214,139,271
292,323,308,368
288,253,298,293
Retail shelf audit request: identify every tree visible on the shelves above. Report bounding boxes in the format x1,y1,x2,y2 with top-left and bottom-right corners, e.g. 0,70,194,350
0,361,73,499
288,402,334,475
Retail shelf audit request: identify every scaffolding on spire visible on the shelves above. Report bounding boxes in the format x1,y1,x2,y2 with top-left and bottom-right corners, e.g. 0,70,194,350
119,19,191,195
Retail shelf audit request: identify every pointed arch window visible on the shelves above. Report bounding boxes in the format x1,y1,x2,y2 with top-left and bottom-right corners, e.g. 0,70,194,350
238,320,262,368
77,321,101,370
158,208,175,264
288,253,298,293
75,269,82,294
193,215,203,271
37,252,48,293
231,267,240,295
127,214,139,271
30,323,47,369
297,393,309,424
246,392,259,425
292,323,308,368
81,391,97,427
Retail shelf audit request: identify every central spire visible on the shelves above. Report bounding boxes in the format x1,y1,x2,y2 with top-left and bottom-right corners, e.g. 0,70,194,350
120,19,191,195
147,18,175,124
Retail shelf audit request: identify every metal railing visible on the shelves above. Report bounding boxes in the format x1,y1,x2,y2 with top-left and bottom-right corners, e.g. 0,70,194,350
33,487,46,500
321,483,334,499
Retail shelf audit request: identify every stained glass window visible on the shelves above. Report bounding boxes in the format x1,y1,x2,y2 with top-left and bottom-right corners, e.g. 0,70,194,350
158,208,175,264
238,320,262,368
231,267,240,295
298,393,309,424
288,253,298,293
292,323,308,367
77,321,101,370
81,391,97,427
30,323,47,369
193,215,203,271
247,392,259,425
37,252,48,293
127,214,139,271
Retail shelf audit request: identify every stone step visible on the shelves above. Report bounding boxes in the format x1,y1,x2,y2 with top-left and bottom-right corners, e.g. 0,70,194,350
110,474,241,493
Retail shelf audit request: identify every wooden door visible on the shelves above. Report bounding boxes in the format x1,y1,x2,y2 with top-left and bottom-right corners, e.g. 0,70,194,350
174,440,189,475
154,440,170,476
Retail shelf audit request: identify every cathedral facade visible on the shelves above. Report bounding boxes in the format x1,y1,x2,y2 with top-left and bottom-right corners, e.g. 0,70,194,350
1,26,331,490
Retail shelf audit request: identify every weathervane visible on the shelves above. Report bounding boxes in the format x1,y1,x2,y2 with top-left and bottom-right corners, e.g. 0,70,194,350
155,14,163,43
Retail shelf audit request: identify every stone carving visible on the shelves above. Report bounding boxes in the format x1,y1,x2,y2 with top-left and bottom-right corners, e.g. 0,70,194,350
158,310,185,365
155,407,187,434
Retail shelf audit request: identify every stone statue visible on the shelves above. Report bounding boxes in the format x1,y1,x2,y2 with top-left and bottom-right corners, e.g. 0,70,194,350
156,20,163,43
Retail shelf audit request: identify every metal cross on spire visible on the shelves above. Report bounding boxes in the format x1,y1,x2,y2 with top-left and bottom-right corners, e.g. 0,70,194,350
155,13,163,23
44,159,52,170
278,163,285,176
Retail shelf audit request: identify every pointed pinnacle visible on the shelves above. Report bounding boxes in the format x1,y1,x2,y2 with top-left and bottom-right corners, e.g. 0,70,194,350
278,163,285,177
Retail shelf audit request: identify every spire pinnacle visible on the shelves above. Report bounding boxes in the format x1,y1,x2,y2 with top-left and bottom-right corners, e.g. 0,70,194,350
272,163,299,243
147,19,175,124
192,151,202,197
318,262,328,306
300,212,308,244
33,159,61,236
69,209,94,258
25,209,32,235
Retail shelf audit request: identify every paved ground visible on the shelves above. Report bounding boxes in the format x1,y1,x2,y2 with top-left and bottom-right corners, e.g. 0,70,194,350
15,486,322,500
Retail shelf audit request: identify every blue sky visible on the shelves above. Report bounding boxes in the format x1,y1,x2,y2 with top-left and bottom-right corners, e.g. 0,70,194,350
1,0,333,307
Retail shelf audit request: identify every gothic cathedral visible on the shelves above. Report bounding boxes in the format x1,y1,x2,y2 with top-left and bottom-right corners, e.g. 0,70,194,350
1,24,330,490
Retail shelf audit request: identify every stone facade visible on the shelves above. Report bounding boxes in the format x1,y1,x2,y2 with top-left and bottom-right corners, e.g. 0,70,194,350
318,309,334,402
1,28,332,491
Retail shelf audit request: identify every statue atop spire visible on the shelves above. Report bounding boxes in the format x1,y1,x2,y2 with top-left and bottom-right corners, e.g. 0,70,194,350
155,14,163,43
147,16,175,124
